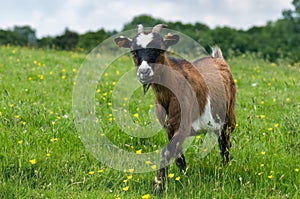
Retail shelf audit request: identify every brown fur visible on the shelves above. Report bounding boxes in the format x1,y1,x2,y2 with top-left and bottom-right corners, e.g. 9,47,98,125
149,51,236,193
153,54,236,139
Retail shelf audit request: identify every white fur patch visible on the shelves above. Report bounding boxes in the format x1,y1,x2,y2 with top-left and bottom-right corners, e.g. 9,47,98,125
192,96,221,133
154,176,162,184
136,33,153,48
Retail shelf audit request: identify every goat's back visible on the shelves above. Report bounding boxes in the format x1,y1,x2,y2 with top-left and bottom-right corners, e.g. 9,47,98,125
193,56,236,130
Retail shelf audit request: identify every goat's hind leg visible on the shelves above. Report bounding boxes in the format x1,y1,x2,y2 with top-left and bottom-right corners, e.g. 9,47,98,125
218,127,231,164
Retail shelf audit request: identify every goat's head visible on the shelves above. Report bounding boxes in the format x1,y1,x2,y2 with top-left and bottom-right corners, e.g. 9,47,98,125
114,24,179,87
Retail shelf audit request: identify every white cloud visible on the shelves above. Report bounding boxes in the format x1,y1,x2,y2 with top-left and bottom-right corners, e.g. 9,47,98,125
0,0,294,37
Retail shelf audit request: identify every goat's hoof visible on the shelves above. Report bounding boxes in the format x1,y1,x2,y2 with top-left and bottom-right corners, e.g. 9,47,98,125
152,177,164,194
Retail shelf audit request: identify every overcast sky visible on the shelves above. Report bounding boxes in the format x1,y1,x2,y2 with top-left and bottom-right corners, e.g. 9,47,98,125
0,0,293,38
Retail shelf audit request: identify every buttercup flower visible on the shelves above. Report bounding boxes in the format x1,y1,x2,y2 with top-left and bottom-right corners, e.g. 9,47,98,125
29,159,37,165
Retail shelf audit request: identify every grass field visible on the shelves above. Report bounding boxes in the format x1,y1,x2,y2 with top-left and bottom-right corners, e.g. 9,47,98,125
0,45,299,199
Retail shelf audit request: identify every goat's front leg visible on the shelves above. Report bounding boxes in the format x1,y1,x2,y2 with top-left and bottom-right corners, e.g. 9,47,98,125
152,133,185,194
175,153,186,173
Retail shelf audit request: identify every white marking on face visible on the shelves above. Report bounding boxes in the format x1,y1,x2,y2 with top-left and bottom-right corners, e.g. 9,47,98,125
192,96,221,133
136,33,153,48
137,60,154,79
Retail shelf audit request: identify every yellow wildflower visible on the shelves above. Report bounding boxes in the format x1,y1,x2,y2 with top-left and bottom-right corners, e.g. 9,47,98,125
142,194,151,199
89,171,95,175
122,186,129,191
168,173,175,178
136,149,142,154
29,159,37,165
145,160,151,165
260,115,266,119
50,138,58,142
268,175,273,179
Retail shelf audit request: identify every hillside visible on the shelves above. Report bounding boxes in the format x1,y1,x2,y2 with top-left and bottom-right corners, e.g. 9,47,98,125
0,46,299,198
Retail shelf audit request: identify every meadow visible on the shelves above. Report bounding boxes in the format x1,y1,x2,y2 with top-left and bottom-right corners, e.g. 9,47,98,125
0,45,299,199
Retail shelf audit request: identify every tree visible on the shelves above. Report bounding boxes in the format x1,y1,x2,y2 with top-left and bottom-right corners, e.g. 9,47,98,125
13,25,37,46
77,29,110,51
53,28,79,50
0,26,37,46
282,0,300,61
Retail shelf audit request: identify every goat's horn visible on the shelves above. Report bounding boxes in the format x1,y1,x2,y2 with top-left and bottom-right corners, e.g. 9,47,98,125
152,24,167,33
137,24,144,33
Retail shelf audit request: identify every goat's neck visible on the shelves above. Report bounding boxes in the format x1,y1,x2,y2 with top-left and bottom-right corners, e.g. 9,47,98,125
151,55,181,106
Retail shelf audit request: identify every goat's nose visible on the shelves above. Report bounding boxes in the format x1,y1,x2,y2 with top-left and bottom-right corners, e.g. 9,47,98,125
139,67,151,75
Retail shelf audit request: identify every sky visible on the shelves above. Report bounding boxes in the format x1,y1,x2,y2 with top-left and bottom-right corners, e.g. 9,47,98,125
0,0,294,38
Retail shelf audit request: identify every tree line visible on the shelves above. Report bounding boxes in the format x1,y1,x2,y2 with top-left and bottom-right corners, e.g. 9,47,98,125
0,0,299,62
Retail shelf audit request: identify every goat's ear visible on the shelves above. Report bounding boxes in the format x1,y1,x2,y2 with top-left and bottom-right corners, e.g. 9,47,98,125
164,33,179,48
114,36,132,48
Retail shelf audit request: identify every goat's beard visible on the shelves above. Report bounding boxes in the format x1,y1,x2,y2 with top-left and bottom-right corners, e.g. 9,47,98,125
143,84,151,95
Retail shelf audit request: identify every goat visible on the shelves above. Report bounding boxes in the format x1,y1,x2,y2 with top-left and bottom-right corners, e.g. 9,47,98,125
114,24,236,193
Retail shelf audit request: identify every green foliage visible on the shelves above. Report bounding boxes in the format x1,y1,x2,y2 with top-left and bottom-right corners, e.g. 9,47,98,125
52,28,79,50
0,26,37,46
0,46,299,198
77,29,110,52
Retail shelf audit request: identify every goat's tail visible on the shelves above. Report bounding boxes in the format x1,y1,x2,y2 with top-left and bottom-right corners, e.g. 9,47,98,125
211,46,224,59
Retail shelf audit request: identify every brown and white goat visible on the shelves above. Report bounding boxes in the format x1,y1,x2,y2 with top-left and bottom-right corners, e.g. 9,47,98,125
114,24,236,193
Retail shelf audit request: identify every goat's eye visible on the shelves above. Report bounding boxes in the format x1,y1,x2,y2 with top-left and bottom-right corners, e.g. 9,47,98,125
131,51,137,56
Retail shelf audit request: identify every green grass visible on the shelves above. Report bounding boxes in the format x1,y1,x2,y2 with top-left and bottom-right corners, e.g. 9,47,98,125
0,45,299,199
